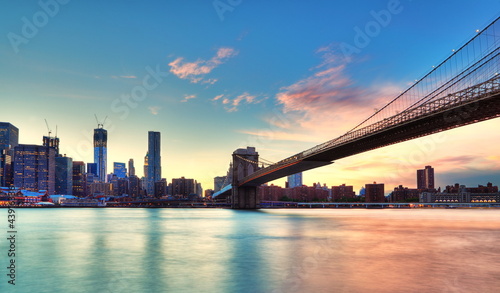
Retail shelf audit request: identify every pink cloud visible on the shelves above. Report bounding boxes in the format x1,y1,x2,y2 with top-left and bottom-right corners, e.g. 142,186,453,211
241,48,402,143
213,92,267,112
212,94,224,101
180,94,196,103
168,47,238,84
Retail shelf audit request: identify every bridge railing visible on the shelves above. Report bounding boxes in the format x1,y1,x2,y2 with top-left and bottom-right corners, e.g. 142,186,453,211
301,75,500,156
242,76,500,184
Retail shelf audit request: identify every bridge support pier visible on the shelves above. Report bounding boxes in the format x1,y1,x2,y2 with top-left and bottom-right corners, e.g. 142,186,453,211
231,147,260,209
232,185,259,209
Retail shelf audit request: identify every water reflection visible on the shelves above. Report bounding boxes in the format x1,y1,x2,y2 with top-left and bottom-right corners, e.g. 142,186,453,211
8,208,500,293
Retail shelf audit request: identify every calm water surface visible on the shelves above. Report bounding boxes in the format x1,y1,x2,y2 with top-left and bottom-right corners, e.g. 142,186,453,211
1,208,499,293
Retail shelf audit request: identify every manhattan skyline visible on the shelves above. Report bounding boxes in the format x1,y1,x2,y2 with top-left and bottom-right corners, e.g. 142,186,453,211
1,1,500,191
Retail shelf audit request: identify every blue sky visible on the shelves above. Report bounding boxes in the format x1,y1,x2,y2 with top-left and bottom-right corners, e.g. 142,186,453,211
1,0,499,192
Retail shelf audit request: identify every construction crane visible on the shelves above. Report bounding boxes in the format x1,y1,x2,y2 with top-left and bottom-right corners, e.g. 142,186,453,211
44,119,52,137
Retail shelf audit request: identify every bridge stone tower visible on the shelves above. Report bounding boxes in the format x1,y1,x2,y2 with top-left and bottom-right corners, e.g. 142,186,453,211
231,147,260,209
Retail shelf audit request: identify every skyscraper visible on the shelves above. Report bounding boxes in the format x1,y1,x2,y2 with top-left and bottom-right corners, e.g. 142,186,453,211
0,122,19,187
114,162,127,178
55,156,73,195
94,127,107,182
146,131,161,195
128,159,135,177
0,122,19,150
287,173,303,188
13,144,56,194
72,161,85,197
87,163,97,176
417,166,435,190
214,176,227,192
43,136,60,156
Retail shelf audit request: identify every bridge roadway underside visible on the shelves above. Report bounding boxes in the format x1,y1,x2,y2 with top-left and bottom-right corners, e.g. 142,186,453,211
240,93,500,187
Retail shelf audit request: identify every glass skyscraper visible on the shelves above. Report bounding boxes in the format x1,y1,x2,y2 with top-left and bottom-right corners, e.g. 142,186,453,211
55,156,73,195
114,162,127,179
0,122,19,150
146,131,161,195
287,172,303,188
94,127,107,182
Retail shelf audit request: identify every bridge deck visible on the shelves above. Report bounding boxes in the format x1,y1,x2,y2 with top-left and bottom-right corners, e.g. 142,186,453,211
239,77,500,187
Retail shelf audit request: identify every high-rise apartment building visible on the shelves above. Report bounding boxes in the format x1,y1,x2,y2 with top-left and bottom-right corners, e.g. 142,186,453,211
94,127,107,182
146,131,161,195
13,144,56,194
417,166,434,190
287,173,303,188
171,177,195,198
365,182,385,203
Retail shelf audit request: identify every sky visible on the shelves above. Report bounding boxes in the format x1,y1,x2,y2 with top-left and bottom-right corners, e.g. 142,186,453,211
1,0,499,194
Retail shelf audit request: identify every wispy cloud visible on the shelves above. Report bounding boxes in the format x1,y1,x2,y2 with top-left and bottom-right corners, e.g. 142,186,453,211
111,75,137,79
212,92,266,112
212,94,224,101
180,94,197,103
148,106,161,115
168,47,238,84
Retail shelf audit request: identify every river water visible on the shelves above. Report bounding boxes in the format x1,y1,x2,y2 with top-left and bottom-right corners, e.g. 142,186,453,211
1,208,499,293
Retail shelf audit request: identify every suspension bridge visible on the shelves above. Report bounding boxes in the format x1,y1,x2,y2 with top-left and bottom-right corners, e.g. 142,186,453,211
214,16,500,209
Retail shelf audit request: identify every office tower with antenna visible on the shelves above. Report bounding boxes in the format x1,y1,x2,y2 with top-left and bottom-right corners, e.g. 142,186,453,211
94,115,108,182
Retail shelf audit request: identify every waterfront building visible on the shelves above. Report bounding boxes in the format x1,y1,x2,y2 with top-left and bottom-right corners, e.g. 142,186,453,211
171,177,195,198
72,161,85,196
146,131,161,195
0,150,13,187
89,182,112,196
43,136,60,156
13,144,56,194
128,175,141,198
287,173,303,188
332,184,355,201
417,165,434,190
0,122,19,149
154,178,167,198
390,185,420,202
204,189,214,198
87,163,97,176
365,182,385,203
214,176,226,192
114,162,127,179
128,159,135,177
94,127,107,182
420,182,500,203
55,156,73,195
0,122,18,187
